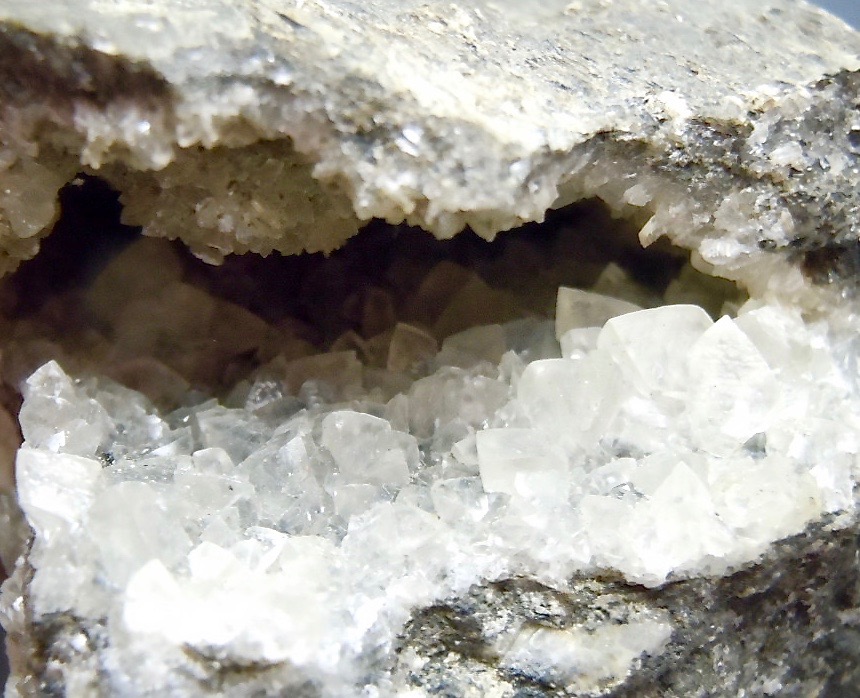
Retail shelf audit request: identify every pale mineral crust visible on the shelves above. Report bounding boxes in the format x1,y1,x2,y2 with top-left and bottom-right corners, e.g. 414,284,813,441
0,0,856,302
1,1,860,697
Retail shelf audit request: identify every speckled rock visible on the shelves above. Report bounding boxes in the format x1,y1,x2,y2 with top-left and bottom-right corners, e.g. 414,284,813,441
0,0,856,302
396,519,860,696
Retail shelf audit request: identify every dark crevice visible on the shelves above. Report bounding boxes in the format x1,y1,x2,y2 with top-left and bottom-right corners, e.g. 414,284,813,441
5,173,141,317
0,28,171,107
800,241,860,285
4,177,705,351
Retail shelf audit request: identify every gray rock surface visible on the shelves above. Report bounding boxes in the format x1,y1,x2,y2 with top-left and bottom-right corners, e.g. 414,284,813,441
0,0,856,306
398,520,860,697
0,1,859,697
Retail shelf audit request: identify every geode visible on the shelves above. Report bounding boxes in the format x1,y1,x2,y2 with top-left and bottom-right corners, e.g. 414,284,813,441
0,0,859,696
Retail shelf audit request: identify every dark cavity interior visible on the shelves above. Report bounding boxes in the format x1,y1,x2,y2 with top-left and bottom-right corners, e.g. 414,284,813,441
0,174,745,406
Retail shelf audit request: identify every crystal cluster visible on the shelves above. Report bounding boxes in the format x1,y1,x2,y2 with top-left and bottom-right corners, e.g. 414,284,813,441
0,216,735,525
4,249,858,692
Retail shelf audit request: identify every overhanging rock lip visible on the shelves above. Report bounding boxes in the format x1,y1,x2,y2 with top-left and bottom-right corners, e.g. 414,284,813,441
0,0,857,297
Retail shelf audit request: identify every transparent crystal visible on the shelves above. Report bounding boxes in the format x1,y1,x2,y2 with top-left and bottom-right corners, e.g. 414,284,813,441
476,428,568,499
597,305,713,394
321,411,417,487
6,281,860,695
516,356,623,452
555,286,640,339
686,316,779,456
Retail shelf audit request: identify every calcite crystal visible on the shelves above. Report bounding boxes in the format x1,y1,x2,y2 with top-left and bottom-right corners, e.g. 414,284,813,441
0,0,858,696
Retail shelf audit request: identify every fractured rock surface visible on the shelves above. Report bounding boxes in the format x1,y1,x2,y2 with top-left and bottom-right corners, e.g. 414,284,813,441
0,0,856,301
0,0,859,696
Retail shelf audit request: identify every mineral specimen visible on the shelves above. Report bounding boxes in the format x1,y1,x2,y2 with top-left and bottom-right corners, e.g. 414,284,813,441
0,0,858,696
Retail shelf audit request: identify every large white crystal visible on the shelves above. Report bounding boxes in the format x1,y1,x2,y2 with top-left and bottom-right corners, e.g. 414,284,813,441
15,448,100,539
516,355,622,452
17,361,111,457
597,305,713,394
685,316,779,456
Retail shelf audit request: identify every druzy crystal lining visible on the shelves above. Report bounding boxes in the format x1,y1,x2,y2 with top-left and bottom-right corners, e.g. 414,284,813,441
8,269,858,693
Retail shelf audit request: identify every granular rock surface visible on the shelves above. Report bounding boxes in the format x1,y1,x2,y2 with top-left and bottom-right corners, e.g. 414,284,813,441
0,0,856,302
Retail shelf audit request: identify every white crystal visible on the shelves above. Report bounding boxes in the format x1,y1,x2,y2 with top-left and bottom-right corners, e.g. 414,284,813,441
18,360,111,457
686,316,779,456
88,481,193,587
430,477,490,523
15,448,101,538
123,536,337,666
555,286,640,339
477,428,568,499
321,411,417,487
516,356,622,452
735,303,836,380
327,475,391,519
597,305,713,394
582,459,735,584
706,455,821,547
237,431,330,536
194,406,268,464
407,367,509,440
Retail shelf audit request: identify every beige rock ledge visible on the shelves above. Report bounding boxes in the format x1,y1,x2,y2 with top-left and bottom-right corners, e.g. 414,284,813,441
0,0,856,309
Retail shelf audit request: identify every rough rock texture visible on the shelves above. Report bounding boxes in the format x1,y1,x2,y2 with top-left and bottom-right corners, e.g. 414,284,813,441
0,0,856,302
398,521,860,697
1,0,860,697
